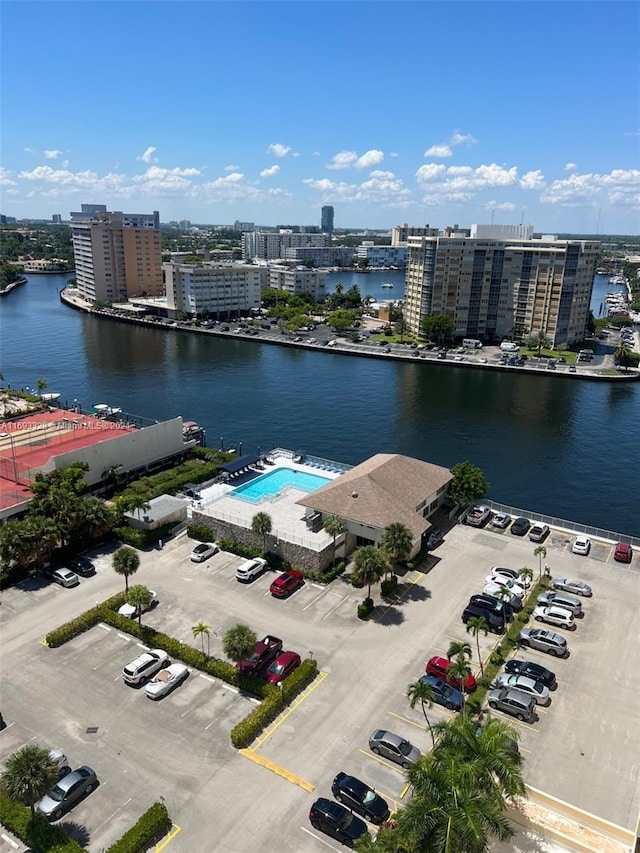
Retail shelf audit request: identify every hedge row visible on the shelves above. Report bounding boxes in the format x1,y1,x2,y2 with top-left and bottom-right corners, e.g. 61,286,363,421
45,591,127,648
305,561,346,585
114,522,175,549
230,658,318,748
216,538,263,559
0,791,84,852
103,801,171,853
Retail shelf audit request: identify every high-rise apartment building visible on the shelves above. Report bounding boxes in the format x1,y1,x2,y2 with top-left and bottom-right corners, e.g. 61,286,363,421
242,230,330,261
321,206,334,234
70,204,162,304
163,261,266,317
391,223,440,246
405,232,598,348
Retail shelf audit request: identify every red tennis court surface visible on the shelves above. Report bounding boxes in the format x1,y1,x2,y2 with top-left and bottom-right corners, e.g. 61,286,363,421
0,409,134,512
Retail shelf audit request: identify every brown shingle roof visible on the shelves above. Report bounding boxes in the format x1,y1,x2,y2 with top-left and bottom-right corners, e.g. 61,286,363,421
297,454,452,538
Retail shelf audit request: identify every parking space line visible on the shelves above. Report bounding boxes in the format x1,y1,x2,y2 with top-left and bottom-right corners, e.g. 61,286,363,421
221,684,239,694
117,633,132,642
373,571,425,622
388,709,431,732
321,594,350,620
39,637,48,646
136,642,150,651
92,798,133,834
97,623,112,632
155,823,181,851
302,587,332,611
198,673,216,684
240,749,315,792
250,671,328,749
1,833,19,849
399,781,412,799
358,748,405,775
14,737,36,752
300,826,341,850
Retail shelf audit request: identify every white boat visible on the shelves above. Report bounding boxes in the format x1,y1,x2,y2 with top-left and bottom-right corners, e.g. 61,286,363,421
381,282,394,289
93,403,122,418
40,392,61,402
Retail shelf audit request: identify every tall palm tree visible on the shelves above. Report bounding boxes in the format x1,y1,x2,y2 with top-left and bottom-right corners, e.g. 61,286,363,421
446,640,472,663
533,545,547,582
36,378,48,396
352,546,387,602
323,514,345,567
80,496,112,545
380,522,413,574
126,495,151,521
223,624,257,664
0,744,58,817
112,545,140,592
519,566,534,588
125,584,153,625
251,511,272,552
407,679,436,746
614,338,632,371
0,518,34,570
192,620,212,656
446,654,472,716
465,615,489,676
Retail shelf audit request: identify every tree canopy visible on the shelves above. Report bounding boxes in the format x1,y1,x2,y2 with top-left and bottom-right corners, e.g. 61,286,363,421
420,313,454,343
448,461,489,507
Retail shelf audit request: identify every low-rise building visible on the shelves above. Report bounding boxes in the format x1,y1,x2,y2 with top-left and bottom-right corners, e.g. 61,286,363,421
355,244,407,267
267,264,327,299
163,261,266,316
283,246,355,267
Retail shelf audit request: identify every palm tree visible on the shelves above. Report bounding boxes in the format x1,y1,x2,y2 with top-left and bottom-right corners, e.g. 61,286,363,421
79,496,112,545
466,615,489,676
614,338,632,371
125,584,153,625
533,545,547,582
380,522,413,574
112,545,140,592
0,744,58,817
519,566,534,588
223,623,257,664
251,511,272,552
126,494,151,521
323,514,345,567
407,679,436,746
446,654,472,716
446,640,472,663
526,330,552,356
192,620,212,656
352,545,387,602
36,377,48,396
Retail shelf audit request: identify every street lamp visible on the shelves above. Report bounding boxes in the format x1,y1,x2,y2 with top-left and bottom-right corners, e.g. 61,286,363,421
0,432,18,483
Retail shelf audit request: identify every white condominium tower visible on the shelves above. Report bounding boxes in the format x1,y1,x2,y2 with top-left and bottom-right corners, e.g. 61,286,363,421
404,232,598,348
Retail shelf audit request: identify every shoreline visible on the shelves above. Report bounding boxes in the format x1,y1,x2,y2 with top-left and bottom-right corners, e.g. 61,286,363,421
59,287,639,384
0,277,27,296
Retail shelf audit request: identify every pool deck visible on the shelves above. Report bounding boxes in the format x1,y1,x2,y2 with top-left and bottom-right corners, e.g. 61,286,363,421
196,453,345,551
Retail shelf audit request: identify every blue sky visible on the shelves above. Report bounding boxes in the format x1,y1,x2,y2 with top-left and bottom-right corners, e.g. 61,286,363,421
2,1,639,233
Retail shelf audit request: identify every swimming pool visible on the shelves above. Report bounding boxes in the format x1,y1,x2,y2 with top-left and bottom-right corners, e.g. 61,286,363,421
231,467,331,504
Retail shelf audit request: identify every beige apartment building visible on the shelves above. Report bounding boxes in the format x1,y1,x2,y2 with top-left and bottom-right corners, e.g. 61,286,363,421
405,233,599,348
71,204,163,304
163,261,266,317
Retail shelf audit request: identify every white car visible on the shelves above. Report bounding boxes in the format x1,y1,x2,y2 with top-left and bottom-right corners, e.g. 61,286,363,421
493,674,551,706
190,542,219,562
144,663,189,699
572,536,591,556
235,557,268,583
491,513,511,530
122,649,170,685
49,567,80,588
533,605,576,631
483,575,526,598
489,566,531,589
483,583,523,609
118,590,158,619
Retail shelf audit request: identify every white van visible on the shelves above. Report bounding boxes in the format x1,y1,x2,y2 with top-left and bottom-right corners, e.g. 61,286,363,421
462,338,483,349
500,341,519,352
235,557,267,583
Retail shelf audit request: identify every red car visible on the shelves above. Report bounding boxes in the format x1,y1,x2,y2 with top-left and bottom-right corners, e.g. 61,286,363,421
236,635,282,675
264,651,301,683
614,542,633,563
425,655,477,693
269,569,304,598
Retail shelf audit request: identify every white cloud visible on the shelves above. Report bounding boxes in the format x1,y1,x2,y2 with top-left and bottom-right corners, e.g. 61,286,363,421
450,132,477,146
326,149,384,170
416,162,518,204
424,144,452,158
224,164,239,171
266,143,293,157
564,162,577,171
520,170,546,190
485,201,517,211
260,164,280,178
43,149,62,160
0,168,17,186
389,152,399,158
23,147,36,155
303,169,410,206
541,168,640,207
139,146,157,163
423,131,477,158
415,163,447,182
132,165,201,193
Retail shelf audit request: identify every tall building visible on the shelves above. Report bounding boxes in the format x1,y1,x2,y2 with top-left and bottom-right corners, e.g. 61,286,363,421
391,223,439,246
163,261,266,317
405,231,598,348
70,204,162,304
321,206,334,234
234,220,254,232
355,243,407,268
242,230,330,261
52,214,63,224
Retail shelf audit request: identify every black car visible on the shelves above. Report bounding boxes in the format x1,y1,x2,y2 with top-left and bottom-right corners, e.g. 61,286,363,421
461,603,506,634
66,556,96,577
468,594,514,621
309,798,369,847
425,527,444,550
331,773,390,825
510,517,531,536
505,658,557,690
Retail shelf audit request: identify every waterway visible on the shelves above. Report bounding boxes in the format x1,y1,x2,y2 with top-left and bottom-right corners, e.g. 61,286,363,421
1,272,638,536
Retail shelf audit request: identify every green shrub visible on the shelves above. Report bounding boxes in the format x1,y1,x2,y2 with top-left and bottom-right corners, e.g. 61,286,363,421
217,538,262,559
187,523,215,542
306,561,346,584
263,551,291,572
357,599,374,619
380,576,398,598
114,523,174,549
103,802,170,853
45,592,126,647
0,791,84,852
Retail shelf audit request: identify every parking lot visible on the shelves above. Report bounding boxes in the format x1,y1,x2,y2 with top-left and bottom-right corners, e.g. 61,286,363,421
1,522,638,851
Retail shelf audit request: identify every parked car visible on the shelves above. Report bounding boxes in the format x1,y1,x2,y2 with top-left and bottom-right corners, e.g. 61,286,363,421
309,797,369,847
483,575,526,598
487,688,537,723
118,590,158,619
122,649,170,686
482,583,523,611
66,556,96,577
48,749,71,779
518,628,568,657
465,506,492,527
235,557,268,583
532,605,576,630
461,604,506,634
49,567,80,588
493,674,551,706
144,663,189,699
491,513,511,530
468,594,514,622
504,658,557,690
537,591,582,616
614,542,633,563
190,542,219,562
263,650,301,684
510,517,531,536
425,527,444,549
236,635,283,675
529,524,550,543
331,773,390,825
488,566,531,588
572,536,591,555
37,766,98,821
552,577,592,597
420,675,464,711
425,656,477,692
368,730,420,768
269,569,304,598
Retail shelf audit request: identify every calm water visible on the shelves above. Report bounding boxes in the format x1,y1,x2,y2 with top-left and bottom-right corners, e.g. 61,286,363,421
1,273,638,536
